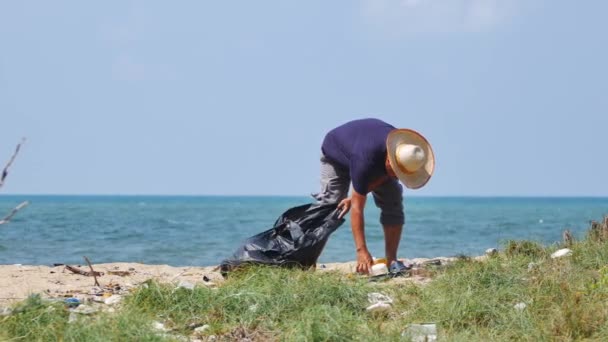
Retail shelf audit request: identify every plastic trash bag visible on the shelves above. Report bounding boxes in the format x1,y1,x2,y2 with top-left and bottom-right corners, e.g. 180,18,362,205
220,203,345,275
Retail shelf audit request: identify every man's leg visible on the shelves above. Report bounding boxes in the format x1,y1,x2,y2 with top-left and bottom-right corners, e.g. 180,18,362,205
312,155,350,206
382,224,403,264
372,180,405,264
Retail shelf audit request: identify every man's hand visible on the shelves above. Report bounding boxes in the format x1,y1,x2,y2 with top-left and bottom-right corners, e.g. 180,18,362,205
356,248,374,274
337,197,351,219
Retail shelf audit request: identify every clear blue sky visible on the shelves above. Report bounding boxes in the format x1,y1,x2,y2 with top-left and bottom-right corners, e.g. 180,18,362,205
1,1,606,196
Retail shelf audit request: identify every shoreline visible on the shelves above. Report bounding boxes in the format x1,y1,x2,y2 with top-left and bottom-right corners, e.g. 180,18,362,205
0,257,465,307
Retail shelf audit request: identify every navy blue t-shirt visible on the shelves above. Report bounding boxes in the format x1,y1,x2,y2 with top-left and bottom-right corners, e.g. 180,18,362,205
321,118,395,194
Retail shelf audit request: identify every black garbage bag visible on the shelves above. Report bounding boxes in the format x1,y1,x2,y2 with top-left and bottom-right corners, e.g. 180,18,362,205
220,203,345,275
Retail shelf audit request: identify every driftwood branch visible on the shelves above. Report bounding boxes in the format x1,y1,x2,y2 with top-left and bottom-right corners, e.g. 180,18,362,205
65,265,104,278
84,256,101,287
1,138,28,226
0,138,26,190
0,201,29,225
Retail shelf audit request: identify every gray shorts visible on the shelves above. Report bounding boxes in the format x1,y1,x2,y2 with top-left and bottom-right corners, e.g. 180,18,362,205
312,155,405,226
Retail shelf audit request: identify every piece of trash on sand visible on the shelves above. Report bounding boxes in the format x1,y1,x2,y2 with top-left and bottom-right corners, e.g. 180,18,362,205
366,292,393,312
104,295,122,305
370,263,388,276
0,307,13,316
402,323,438,342
551,248,572,259
68,312,78,323
368,292,393,304
421,259,442,266
64,298,81,308
72,305,98,315
177,281,195,290
366,302,391,312
153,321,169,332
194,324,211,333
514,302,527,311
107,270,131,276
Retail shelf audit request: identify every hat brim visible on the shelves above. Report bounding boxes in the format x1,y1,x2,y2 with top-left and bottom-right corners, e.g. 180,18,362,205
386,129,435,190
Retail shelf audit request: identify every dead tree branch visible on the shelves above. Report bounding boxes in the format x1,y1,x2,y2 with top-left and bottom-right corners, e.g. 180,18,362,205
84,256,101,287
1,138,28,226
0,138,26,189
0,201,29,225
65,264,104,278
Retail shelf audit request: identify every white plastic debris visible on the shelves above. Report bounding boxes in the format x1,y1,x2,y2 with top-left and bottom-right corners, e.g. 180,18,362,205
402,323,438,342
367,292,393,304
366,302,392,312
249,304,258,312
1,307,13,316
153,321,169,332
370,263,388,276
194,324,210,333
366,292,393,312
177,281,195,290
68,312,78,323
72,305,98,315
485,248,498,256
551,248,572,259
91,296,105,303
514,302,527,311
104,295,122,305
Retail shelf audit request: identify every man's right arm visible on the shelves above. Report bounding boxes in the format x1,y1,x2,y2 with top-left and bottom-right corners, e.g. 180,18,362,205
351,190,373,274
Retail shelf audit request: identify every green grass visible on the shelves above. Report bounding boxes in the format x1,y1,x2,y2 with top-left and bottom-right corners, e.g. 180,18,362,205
3,218,608,341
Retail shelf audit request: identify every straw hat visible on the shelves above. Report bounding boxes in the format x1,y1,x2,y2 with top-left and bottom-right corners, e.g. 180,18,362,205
386,129,435,189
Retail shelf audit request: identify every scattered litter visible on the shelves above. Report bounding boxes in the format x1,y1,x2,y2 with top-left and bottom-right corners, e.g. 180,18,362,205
528,262,538,271
485,248,498,256
370,263,388,276
91,296,105,303
249,304,258,312
68,312,78,323
72,305,98,315
367,292,393,304
551,248,572,259
177,281,195,290
194,324,211,333
104,295,122,305
64,298,81,308
514,302,527,311
366,292,393,312
107,271,131,277
366,302,391,312
153,321,169,332
0,307,13,316
203,275,211,282
422,259,442,266
202,281,217,288
402,323,437,342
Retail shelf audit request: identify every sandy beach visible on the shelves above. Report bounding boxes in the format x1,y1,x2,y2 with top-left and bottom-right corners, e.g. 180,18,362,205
0,258,458,308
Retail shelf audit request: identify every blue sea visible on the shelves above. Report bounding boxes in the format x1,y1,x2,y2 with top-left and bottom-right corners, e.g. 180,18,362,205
1,196,607,266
